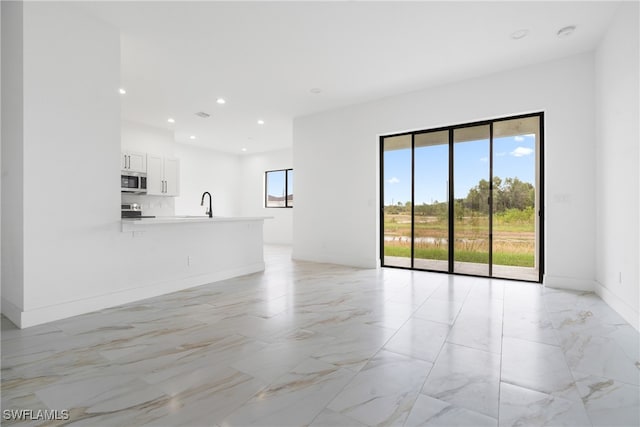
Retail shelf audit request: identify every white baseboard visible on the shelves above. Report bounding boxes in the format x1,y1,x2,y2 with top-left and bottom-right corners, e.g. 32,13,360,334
594,280,640,332
1,298,24,328
3,262,264,329
543,274,595,291
292,250,377,269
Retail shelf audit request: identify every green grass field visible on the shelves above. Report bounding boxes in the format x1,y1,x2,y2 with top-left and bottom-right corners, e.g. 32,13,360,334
383,246,534,267
384,211,536,267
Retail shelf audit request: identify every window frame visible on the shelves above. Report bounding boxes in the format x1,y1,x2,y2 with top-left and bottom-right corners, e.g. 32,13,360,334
265,168,293,208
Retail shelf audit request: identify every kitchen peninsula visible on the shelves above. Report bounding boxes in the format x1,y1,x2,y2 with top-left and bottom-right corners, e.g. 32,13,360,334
121,215,271,230
118,216,272,309
118,141,273,313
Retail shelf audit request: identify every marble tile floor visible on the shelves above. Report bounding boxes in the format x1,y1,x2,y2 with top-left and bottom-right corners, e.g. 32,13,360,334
1,245,639,426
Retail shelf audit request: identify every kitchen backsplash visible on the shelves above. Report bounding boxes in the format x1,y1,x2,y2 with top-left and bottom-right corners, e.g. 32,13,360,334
121,193,175,217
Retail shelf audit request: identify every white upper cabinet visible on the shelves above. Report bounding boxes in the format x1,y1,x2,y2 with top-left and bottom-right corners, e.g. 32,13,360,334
147,154,180,196
146,154,164,195
121,151,146,173
163,158,180,196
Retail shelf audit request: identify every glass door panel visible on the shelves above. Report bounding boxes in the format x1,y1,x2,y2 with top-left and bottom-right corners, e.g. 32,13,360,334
382,134,412,268
413,131,449,271
453,125,490,276
492,116,539,281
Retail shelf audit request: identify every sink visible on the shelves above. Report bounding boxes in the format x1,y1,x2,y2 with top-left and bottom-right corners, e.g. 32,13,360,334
168,215,229,220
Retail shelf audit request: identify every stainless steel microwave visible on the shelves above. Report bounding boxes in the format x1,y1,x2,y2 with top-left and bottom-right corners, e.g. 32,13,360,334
121,172,147,194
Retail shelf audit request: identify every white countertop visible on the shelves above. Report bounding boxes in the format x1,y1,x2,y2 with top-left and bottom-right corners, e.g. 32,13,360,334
121,215,272,231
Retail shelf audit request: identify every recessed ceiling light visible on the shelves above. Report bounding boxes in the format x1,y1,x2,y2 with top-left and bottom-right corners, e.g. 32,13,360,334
557,25,576,38
167,118,175,123
119,88,127,95
216,98,226,105
257,119,265,125
310,88,322,94
189,135,196,140
510,29,529,40
241,148,247,152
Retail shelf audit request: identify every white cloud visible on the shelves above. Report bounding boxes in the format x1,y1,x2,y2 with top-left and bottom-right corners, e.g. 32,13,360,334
510,147,534,157
496,151,507,156
479,157,488,162
388,177,400,184
514,135,525,142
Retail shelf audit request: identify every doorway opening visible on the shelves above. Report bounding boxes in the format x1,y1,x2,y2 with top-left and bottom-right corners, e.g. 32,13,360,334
380,113,544,282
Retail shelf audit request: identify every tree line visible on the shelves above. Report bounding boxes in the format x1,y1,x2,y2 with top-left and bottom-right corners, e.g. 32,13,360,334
386,176,534,216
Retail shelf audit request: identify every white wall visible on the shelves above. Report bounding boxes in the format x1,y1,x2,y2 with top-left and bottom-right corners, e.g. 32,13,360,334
0,3,259,328
240,148,293,244
121,119,175,157
594,2,639,330
1,1,24,319
1,0,3,313
19,2,121,317
293,53,597,293
175,143,242,218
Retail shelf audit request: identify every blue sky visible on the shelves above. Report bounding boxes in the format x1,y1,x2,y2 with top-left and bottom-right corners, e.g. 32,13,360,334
267,170,293,197
384,135,535,205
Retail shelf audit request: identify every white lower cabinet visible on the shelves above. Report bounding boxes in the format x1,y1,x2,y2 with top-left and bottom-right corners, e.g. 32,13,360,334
147,155,180,196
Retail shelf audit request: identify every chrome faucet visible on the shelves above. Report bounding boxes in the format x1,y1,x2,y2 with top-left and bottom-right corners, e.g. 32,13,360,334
200,192,213,218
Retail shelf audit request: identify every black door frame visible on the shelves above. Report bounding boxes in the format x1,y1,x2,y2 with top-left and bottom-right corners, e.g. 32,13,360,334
380,112,545,283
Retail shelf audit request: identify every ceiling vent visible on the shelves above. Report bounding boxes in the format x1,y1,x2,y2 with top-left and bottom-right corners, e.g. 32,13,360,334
195,111,211,118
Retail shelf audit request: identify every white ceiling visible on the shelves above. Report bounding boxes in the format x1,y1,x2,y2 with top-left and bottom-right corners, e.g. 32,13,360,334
79,1,620,154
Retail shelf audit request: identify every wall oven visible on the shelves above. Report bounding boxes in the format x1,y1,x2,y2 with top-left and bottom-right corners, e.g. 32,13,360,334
121,172,147,194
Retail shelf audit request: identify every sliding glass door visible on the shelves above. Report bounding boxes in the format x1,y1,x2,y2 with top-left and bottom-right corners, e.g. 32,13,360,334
414,131,449,272
382,134,412,268
491,116,540,281
453,125,491,276
380,113,543,282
